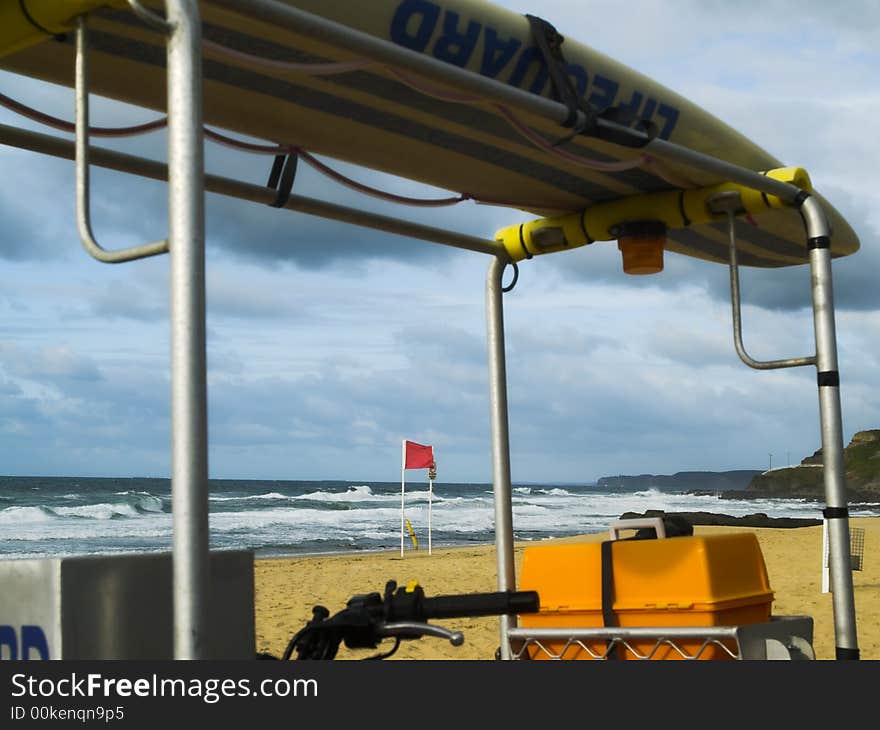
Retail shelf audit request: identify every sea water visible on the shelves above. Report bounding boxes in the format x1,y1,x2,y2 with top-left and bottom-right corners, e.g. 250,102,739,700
0,475,877,560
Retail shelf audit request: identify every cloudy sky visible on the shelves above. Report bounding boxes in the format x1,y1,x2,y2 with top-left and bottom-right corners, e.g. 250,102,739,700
0,0,877,483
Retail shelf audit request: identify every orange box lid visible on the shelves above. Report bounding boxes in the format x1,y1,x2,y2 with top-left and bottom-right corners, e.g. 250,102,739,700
519,533,773,613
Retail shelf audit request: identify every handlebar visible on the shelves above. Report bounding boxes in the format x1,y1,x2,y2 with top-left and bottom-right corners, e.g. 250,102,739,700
280,580,540,660
420,590,539,619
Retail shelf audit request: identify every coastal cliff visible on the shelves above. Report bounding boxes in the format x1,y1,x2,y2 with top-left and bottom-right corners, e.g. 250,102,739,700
742,429,880,501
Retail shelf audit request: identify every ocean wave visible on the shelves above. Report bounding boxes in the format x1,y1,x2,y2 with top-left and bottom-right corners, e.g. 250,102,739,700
0,495,165,524
4,476,876,560
113,491,166,513
209,492,293,503
523,487,573,497
298,485,376,502
52,504,139,520
3,521,172,541
0,506,55,523
512,504,553,516
243,491,290,501
632,488,666,497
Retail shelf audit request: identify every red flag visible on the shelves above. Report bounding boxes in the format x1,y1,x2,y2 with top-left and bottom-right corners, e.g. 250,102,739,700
404,440,434,469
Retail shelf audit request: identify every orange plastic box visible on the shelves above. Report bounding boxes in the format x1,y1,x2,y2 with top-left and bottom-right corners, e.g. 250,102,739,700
517,532,773,660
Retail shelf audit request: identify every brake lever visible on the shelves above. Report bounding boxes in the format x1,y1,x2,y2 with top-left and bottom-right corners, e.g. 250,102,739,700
379,621,465,646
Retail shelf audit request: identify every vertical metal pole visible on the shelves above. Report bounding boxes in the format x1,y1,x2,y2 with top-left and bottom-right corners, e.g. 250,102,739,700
166,0,209,659
486,255,517,659
400,439,406,558
802,196,859,659
428,477,433,556
821,518,830,594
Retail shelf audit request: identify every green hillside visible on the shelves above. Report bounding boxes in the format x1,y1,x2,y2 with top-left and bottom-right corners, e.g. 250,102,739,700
744,430,880,500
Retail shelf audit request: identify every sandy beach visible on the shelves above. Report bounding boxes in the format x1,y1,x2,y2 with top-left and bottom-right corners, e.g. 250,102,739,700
254,517,879,661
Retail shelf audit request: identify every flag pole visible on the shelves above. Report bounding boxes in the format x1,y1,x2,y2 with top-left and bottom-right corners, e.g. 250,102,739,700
428,452,436,556
400,439,406,558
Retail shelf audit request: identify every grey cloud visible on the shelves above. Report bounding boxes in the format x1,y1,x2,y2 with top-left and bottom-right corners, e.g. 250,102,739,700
206,357,492,479
87,275,167,322
0,349,170,476
0,343,102,382
0,151,77,261
0,376,22,396
392,324,487,370
695,0,880,35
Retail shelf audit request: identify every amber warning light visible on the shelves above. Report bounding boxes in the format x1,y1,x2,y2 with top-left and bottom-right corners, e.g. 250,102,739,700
614,221,667,275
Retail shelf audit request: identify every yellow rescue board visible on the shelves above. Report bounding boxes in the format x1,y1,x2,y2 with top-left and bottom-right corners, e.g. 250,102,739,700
0,0,860,267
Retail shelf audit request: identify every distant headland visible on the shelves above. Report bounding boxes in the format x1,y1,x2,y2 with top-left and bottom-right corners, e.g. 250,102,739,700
736,429,880,502
597,470,761,492
599,429,880,503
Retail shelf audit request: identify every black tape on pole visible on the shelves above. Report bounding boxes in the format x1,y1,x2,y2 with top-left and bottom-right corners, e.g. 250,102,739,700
817,371,840,387
794,190,811,208
823,507,849,520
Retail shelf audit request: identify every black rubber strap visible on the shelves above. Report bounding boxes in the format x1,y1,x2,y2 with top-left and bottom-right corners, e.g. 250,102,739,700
501,262,519,293
823,507,849,520
836,647,860,660
598,106,659,144
525,15,584,129
525,15,655,150
677,191,691,226
600,541,622,660
591,118,654,149
579,210,594,244
817,371,840,388
758,171,772,209
517,225,533,259
266,153,298,208
808,236,831,250
19,0,55,37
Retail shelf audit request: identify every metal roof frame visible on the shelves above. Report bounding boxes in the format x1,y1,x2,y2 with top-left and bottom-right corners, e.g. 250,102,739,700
0,0,859,659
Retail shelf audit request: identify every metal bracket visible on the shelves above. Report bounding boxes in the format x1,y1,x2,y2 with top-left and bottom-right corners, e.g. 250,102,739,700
126,0,174,32
75,16,168,263
709,190,816,370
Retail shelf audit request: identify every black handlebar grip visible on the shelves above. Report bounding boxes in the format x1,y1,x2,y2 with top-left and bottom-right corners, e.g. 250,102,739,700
420,590,539,619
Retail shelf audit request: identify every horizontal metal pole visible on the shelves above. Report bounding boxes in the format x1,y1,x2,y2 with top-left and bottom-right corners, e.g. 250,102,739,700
208,0,575,126
207,0,804,204
647,138,802,203
507,626,740,640
0,123,500,256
